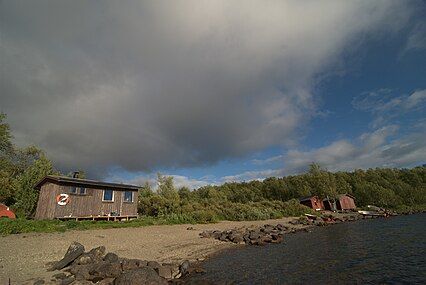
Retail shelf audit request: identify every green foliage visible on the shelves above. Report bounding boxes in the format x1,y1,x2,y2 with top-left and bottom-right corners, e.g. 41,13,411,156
13,152,55,217
137,165,425,223
0,114,57,217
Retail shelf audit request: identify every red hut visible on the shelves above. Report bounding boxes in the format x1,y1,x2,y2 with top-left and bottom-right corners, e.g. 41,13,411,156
0,203,16,219
299,196,324,211
324,194,356,211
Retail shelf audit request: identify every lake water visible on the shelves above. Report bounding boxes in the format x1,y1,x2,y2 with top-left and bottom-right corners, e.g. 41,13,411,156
187,214,426,284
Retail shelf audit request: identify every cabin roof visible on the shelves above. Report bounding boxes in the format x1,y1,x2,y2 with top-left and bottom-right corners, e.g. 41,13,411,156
323,193,356,201
299,196,318,202
337,193,355,200
34,175,140,191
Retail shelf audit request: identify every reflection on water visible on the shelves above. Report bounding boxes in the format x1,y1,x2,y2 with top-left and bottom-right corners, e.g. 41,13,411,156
188,214,426,284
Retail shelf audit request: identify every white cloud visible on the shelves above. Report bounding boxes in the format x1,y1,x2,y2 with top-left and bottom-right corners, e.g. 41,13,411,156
403,21,426,53
125,173,213,190
223,124,425,181
221,169,282,183
352,89,426,127
0,1,415,176
251,155,284,165
405,89,426,109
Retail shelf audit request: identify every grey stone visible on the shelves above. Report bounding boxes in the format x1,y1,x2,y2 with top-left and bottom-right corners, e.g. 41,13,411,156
147,260,161,268
179,260,190,276
88,246,106,260
121,258,148,271
155,265,174,279
96,278,114,285
114,267,168,285
60,276,76,285
33,279,45,285
69,280,92,285
52,242,85,270
74,254,93,265
52,273,67,280
103,252,119,263
88,261,122,279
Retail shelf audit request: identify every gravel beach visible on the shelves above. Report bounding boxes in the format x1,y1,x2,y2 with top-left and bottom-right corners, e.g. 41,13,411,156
0,217,303,283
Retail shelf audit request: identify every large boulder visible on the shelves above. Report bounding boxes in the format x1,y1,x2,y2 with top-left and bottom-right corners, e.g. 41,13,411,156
88,246,106,260
67,264,95,280
121,258,148,271
179,260,190,277
147,261,161,269
60,276,76,285
155,265,174,279
114,267,168,285
103,252,119,263
74,254,94,266
88,261,122,280
52,242,85,270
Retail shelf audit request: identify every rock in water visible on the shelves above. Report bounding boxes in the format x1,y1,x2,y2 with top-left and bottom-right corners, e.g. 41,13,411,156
114,267,168,285
52,242,85,270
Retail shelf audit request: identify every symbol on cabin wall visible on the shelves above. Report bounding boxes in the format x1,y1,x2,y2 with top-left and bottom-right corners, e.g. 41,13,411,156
56,194,70,206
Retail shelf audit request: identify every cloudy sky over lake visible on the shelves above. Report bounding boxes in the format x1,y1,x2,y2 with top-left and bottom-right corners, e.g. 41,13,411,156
1,0,425,188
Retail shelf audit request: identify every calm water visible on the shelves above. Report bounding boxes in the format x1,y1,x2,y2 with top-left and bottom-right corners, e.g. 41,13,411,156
188,214,426,284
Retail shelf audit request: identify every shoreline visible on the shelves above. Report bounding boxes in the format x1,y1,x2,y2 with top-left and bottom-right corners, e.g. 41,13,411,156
183,213,426,284
0,211,412,284
0,217,306,284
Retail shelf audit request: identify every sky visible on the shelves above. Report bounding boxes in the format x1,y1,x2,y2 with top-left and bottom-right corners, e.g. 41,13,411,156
1,0,425,188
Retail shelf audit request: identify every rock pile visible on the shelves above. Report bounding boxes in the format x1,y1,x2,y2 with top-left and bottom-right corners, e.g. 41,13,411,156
30,242,191,285
200,224,296,246
200,214,369,246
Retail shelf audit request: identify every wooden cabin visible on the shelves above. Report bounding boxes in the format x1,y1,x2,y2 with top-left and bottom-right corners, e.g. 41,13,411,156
299,196,324,211
34,175,139,220
323,194,356,211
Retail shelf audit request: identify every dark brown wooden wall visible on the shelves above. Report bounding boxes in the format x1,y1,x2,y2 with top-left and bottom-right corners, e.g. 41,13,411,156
34,182,58,219
34,182,138,219
300,197,324,210
338,196,356,210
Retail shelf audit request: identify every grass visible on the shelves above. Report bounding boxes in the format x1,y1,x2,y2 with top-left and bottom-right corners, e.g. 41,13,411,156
2,204,423,236
0,207,307,236
0,215,204,236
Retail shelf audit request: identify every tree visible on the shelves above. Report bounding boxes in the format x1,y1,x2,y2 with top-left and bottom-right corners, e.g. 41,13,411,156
13,151,55,217
308,163,337,198
0,113,57,217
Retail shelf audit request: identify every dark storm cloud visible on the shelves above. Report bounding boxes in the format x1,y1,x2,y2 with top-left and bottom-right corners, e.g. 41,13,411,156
0,1,414,175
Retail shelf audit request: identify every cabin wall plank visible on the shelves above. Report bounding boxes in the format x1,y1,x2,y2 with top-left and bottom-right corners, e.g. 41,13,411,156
35,182,138,219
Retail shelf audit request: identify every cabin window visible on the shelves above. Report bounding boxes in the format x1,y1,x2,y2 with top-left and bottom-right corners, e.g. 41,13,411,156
70,186,77,194
103,190,114,202
70,186,86,195
123,191,133,203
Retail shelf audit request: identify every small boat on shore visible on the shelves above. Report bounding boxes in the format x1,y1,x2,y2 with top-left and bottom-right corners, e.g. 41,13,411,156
358,210,384,217
304,214,318,219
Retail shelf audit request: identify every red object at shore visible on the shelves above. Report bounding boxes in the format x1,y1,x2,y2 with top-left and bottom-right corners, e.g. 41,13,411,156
299,196,324,210
0,203,16,219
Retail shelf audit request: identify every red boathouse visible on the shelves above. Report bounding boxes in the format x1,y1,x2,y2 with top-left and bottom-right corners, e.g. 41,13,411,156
299,196,324,211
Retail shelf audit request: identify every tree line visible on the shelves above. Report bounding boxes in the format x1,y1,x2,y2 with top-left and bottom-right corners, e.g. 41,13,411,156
1,113,425,220
138,164,425,222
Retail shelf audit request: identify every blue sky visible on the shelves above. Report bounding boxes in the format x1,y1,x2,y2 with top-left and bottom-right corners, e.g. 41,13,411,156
119,7,426,188
1,1,425,188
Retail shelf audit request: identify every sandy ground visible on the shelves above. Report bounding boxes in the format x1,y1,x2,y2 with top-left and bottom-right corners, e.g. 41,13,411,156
0,217,303,284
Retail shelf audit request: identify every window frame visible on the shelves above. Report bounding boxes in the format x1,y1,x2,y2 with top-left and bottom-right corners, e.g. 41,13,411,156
123,191,133,203
78,187,87,195
69,186,77,194
69,186,87,195
102,189,114,202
